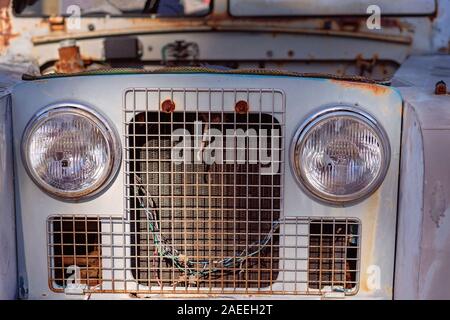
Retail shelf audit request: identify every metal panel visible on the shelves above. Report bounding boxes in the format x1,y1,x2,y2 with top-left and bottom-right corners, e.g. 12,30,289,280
394,55,450,299
395,103,424,299
12,73,401,299
32,32,411,67
230,0,436,17
0,94,17,299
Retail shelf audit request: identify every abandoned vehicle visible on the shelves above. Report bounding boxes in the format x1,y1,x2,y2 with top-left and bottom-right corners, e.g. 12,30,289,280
0,0,449,300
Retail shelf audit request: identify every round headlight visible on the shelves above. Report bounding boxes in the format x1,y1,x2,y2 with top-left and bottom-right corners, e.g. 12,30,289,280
22,104,121,200
291,107,390,205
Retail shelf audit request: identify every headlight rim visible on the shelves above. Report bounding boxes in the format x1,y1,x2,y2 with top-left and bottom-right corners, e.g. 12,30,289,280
21,102,122,202
290,105,391,207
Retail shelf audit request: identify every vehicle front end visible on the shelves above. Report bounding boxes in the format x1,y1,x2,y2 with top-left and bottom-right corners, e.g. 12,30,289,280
0,0,449,300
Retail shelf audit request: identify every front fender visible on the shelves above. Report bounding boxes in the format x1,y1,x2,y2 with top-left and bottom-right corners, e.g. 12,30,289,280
0,90,17,299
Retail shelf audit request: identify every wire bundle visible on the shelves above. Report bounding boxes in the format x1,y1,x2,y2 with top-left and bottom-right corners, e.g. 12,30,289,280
134,176,280,280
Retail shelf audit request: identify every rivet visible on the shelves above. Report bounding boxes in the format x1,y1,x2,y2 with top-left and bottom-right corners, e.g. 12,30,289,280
435,80,447,95
235,100,249,114
161,99,175,113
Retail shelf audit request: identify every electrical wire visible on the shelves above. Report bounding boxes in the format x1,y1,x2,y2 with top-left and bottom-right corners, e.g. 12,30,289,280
134,175,280,280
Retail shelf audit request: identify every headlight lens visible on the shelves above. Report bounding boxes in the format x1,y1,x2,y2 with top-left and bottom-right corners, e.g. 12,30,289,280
291,107,390,205
22,105,121,200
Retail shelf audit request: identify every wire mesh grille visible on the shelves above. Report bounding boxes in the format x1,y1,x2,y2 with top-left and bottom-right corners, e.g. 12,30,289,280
47,216,360,295
46,88,360,295
125,88,284,292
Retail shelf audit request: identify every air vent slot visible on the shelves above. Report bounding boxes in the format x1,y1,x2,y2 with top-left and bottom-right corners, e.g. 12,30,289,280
48,216,102,290
308,218,360,293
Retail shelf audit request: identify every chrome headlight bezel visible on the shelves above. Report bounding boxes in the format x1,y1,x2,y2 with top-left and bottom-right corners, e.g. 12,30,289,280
290,106,391,206
21,103,122,201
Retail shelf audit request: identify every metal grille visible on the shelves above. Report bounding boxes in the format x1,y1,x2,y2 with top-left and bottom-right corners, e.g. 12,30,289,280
46,88,361,295
47,216,102,289
125,88,284,292
47,216,360,295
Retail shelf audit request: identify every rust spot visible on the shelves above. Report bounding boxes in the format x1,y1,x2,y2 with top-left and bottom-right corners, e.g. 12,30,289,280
161,99,176,113
207,11,229,23
48,16,65,32
435,81,448,95
334,17,363,32
235,100,249,114
381,18,410,32
0,0,10,9
0,1,18,50
55,41,85,73
331,79,389,96
355,54,379,77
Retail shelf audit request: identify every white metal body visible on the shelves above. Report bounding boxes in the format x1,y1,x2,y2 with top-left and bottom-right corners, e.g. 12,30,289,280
11,73,402,299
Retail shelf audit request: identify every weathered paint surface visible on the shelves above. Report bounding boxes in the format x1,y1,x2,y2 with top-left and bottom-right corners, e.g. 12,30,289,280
0,75,16,299
0,0,448,300
395,103,424,299
0,0,447,79
11,73,401,299
330,79,390,96
230,0,436,16
395,55,450,299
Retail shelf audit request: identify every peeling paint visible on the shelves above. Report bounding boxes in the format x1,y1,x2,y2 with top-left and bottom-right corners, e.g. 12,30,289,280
330,79,390,96
429,181,447,228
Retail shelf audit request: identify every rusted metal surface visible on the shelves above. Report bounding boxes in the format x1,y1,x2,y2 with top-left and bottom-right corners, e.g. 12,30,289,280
160,98,175,113
0,0,444,80
234,100,249,114
330,79,390,96
435,80,447,95
55,40,85,74
0,0,15,50
27,14,413,46
48,16,65,32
